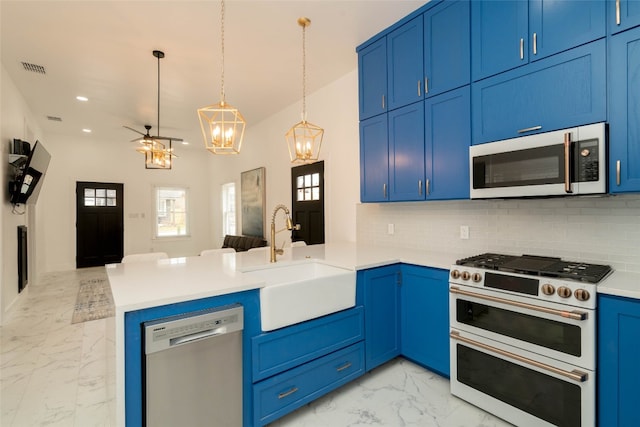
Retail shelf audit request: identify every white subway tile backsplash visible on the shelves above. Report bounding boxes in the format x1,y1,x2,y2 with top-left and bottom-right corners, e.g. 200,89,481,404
356,195,640,271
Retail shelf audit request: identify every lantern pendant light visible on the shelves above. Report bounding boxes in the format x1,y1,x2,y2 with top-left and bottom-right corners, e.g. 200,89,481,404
197,0,246,155
285,17,324,164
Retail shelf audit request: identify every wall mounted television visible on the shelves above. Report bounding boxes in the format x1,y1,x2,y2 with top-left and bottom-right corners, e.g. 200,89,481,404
9,140,51,205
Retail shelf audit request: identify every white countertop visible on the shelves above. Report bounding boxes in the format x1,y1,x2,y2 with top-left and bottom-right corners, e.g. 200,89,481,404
106,242,463,313
595,270,640,300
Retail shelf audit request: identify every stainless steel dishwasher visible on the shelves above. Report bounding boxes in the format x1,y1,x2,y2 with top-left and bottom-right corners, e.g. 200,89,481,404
144,304,243,427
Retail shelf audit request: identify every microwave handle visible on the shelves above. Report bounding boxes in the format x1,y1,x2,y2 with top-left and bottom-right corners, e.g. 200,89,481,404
564,132,573,193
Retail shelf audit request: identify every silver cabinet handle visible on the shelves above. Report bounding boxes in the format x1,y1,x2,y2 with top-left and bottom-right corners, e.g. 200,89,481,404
383,183,387,199
425,77,429,94
418,180,423,196
520,38,524,60
278,387,299,399
517,125,542,134
425,179,430,196
617,160,621,186
533,32,537,55
564,132,572,193
450,331,589,383
336,362,352,372
418,80,421,97
449,286,587,321
616,0,621,25
382,94,385,110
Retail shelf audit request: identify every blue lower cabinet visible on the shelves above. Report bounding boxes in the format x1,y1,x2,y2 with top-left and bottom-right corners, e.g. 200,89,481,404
400,265,450,377
253,342,365,426
598,294,640,427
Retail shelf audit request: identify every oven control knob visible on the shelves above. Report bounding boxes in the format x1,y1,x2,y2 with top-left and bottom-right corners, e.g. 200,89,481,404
557,286,572,298
450,270,460,279
461,271,471,281
472,273,482,283
574,289,591,302
541,284,555,295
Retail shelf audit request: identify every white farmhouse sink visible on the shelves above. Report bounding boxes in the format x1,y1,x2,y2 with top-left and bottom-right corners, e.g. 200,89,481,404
243,261,356,331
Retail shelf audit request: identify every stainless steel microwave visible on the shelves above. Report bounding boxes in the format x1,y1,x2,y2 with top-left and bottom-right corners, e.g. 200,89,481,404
470,122,606,199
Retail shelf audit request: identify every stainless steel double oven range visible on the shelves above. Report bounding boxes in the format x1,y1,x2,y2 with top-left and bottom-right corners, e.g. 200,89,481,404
449,253,612,427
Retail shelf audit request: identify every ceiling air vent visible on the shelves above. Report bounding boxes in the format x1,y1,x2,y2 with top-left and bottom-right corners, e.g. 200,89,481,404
47,116,62,122
21,62,46,74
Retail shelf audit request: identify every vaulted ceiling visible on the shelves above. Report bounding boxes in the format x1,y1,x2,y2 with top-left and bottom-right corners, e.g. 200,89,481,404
1,0,425,148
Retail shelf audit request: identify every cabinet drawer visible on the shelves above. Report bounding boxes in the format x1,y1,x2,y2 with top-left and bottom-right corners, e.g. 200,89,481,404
252,307,364,381
472,39,606,144
253,342,365,426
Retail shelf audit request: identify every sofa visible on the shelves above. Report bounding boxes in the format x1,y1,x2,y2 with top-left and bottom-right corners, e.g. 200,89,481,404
222,234,267,252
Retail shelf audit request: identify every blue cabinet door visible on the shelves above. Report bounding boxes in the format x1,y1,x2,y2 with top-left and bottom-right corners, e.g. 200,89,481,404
609,27,640,193
609,0,640,34
361,265,401,371
529,0,605,61
358,38,387,120
425,86,470,200
424,0,470,97
387,16,424,110
471,0,528,81
400,265,450,377
598,294,640,427
360,115,389,202
472,39,606,144
389,102,425,201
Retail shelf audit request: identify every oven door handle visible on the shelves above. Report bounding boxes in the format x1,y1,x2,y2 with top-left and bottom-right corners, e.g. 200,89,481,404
450,286,588,321
450,330,589,383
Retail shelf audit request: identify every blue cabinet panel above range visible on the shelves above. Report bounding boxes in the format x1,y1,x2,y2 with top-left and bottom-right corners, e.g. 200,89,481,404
472,39,606,145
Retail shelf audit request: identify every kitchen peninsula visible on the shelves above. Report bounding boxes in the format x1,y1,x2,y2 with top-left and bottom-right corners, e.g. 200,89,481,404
107,242,456,426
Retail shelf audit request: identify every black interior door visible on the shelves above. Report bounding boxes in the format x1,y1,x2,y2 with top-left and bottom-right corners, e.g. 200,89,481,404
291,162,324,244
76,181,124,268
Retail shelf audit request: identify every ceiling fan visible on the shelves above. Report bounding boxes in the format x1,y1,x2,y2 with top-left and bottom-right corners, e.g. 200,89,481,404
124,50,183,144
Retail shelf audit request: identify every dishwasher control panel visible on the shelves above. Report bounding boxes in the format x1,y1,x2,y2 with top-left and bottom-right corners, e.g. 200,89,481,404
144,304,244,354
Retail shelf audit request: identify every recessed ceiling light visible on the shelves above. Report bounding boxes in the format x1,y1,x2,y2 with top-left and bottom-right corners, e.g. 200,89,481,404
182,141,189,145
76,96,89,102
82,128,92,133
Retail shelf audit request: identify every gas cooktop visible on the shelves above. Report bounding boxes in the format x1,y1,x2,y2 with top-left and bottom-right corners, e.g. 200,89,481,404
456,253,612,284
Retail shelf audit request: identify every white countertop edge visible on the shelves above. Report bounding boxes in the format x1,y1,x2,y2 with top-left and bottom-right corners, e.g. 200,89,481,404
596,271,640,300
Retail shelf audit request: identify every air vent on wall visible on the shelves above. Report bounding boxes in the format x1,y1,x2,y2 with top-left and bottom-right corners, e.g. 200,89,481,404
47,116,62,122
21,62,46,74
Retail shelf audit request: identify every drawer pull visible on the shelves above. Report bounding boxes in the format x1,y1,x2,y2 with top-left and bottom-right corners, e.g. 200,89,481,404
517,125,542,134
278,387,299,399
336,362,352,372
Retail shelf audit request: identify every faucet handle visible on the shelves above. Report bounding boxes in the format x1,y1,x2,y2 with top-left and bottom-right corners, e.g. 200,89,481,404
275,248,284,255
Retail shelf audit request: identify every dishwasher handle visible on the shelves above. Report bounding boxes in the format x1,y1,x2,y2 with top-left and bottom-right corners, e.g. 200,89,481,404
169,326,228,347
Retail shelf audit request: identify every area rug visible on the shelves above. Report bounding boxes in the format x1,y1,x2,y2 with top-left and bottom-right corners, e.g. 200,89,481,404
71,277,115,324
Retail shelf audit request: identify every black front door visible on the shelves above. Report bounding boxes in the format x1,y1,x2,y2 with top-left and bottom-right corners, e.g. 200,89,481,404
291,162,324,245
76,181,124,268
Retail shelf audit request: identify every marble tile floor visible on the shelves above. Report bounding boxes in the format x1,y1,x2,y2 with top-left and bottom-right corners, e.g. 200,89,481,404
1,267,511,427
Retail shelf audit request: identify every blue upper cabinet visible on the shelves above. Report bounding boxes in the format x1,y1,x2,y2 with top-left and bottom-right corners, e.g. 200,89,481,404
609,0,640,34
609,26,640,193
388,102,426,201
358,38,387,120
387,16,424,111
425,86,470,200
423,0,470,98
472,0,605,82
472,1,528,81
472,39,606,144
360,115,389,202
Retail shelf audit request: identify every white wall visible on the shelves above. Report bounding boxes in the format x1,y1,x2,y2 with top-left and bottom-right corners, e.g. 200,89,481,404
1,64,45,322
207,69,360,247
39,134,212,272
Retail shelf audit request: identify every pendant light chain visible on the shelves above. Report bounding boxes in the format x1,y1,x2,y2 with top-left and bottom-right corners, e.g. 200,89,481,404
220,0,226,103
301,21,307,123
156,53,161,136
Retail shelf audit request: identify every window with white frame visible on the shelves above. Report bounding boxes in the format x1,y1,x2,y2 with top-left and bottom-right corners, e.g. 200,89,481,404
222,182,236,236
155,187,189,237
